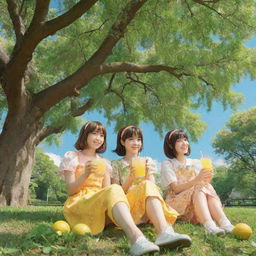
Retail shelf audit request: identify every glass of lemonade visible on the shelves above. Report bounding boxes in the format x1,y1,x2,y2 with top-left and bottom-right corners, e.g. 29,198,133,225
92,158,107,174
132,157,146,178
200,157,213,171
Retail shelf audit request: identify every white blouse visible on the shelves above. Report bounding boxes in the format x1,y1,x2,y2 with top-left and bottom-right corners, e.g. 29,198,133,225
160,158,202,189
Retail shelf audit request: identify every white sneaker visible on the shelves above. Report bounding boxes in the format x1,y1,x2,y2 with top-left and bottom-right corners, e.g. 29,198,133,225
130,236,159,256
155,226,192,249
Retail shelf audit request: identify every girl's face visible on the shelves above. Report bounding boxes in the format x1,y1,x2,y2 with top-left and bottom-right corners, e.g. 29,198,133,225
122,135,142,156
86,130,105,151
174,137,189,156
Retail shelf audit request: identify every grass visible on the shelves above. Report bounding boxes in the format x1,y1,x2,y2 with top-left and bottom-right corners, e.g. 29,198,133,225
0,206,255,256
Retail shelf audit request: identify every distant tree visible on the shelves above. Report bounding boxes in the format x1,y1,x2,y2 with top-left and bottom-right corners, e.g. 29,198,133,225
1,0,256,205
213,107,256,197
211,166,235,202
30,149,66,202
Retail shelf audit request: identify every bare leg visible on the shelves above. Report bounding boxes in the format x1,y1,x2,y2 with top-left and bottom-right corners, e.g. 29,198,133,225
112,202,143,244
207,196,228,224
193,191,213,224
146,197,169,234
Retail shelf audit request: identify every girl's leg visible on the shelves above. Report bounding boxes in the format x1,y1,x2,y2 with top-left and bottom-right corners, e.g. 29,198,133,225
146,197,192,249
193,191,225,235
207,196,234,232
112,202,143,244
146,197,169,234
207,196,226,223
193,191,213,224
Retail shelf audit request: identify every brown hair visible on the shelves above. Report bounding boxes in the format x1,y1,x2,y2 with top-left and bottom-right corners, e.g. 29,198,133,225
163,129,191,158
113,125,143,156
75,121,106,153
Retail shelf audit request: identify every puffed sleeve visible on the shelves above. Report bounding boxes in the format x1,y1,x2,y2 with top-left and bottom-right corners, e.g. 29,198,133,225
160,160,177,189
58,151,79,179
146,157,158,175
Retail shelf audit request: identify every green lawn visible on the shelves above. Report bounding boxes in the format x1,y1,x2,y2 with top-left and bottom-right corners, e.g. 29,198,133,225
0,206,255,256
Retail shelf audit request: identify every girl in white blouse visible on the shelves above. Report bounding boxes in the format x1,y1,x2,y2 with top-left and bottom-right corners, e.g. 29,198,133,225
161,129,234,236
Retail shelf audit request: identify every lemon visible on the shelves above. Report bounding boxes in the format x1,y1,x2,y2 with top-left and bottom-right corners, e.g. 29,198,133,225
232,223,253,240
52,220,70,234
72,223,91,235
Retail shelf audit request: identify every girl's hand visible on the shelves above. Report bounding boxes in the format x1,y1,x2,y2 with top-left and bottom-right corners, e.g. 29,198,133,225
195,169,213,184
84,161,105,177
128,165,136,182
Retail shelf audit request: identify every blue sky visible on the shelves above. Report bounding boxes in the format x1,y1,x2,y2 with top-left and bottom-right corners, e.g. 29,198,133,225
41,76,256,166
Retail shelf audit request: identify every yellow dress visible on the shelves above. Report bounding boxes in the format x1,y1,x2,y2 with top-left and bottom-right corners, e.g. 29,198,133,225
59,151,129,235
111,158,179,225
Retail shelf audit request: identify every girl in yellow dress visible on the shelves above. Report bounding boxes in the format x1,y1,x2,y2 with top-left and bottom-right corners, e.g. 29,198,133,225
161,129,234,235
111,125,192,249
59,121,160,256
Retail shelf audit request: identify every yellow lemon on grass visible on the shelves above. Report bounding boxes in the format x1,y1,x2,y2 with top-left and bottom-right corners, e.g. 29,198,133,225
72,223,91,235
52,220,70,234
232,223,253,240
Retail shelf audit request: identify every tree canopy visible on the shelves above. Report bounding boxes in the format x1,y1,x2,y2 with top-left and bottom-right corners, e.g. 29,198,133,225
1,0,256,140
213,106,256,197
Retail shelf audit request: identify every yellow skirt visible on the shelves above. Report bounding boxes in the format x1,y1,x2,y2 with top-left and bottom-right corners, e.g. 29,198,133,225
64,184,129,235
126,180,179,225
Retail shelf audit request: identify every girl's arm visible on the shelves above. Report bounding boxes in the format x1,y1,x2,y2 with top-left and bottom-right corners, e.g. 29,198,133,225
64,161,97,196
170,169,213,194
102,169,111,187
64,169,90,196
122,166,135,193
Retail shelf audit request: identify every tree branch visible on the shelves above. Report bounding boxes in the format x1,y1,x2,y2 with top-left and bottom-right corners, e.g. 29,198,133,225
71,98,94,117
6,0,25,47
30,0,51,25
34,0,148,113
100,62,180,76
44,0,98,36
87,0,148,65
37,98,94,142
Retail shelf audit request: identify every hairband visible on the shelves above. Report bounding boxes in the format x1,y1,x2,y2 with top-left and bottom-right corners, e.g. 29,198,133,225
120,125,135,139
168,129,178,140
84,121,91,130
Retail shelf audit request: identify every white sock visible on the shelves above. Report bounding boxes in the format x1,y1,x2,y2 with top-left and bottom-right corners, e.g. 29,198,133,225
203,220,217,229
219,217,232,227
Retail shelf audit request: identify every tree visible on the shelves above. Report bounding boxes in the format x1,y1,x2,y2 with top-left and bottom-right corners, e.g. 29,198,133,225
213,106,256,197
0,0,256,206
211,166,235,202
30,149,66,202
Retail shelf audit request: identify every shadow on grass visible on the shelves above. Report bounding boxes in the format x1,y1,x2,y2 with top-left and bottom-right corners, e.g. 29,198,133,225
0,232,23,247
0,207,64,223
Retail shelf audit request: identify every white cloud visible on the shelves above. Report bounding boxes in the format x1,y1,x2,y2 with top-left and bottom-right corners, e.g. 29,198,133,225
45,152,62,166
214,158,228,167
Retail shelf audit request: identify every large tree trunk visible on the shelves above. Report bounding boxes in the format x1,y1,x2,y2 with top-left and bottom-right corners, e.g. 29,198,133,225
0,113,41,206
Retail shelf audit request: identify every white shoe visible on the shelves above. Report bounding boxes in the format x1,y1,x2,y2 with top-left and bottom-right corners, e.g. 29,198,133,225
130,236,159,256
155,226,192,249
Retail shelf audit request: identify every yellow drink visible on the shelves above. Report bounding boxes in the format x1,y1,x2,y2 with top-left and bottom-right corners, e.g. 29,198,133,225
132,157,146,177
200,157,213,171
93,159,107,174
